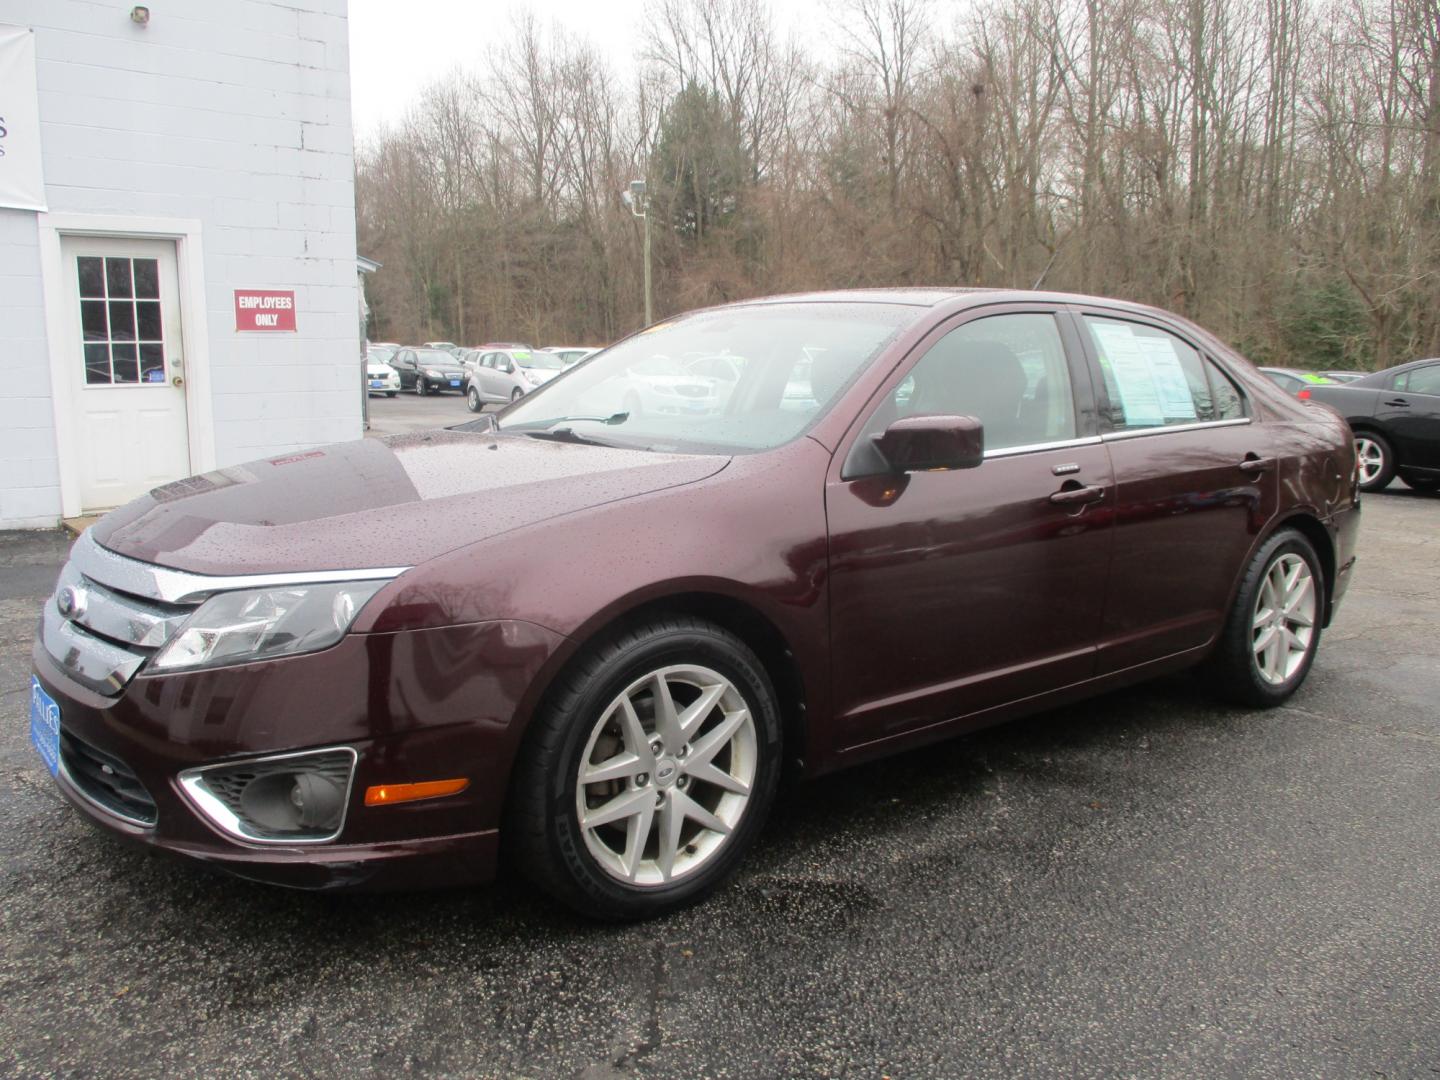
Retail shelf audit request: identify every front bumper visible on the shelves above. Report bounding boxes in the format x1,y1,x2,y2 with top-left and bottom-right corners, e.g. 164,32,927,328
32,618,565,891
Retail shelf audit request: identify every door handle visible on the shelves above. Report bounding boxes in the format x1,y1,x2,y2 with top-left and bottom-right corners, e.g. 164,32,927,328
1237,458,1273,474
1049,484,1106,505
1382,398,1410,407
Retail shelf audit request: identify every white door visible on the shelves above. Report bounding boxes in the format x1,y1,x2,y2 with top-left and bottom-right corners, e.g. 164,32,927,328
60,236,190,512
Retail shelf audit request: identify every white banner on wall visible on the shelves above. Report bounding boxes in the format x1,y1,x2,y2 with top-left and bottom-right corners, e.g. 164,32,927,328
0,25,46,212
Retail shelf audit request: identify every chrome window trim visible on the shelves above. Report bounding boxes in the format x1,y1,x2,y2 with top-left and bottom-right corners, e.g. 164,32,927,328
1101,418,1252,442
70,529,409,605
177,746,359,846
983,435,1102,460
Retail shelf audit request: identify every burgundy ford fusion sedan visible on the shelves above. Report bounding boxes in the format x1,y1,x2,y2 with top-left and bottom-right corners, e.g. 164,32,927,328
31,289,1360,919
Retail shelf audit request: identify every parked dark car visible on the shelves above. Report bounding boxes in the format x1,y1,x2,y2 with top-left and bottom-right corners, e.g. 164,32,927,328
389,346,468,395
31,289,1359,919
1307,357,1440,492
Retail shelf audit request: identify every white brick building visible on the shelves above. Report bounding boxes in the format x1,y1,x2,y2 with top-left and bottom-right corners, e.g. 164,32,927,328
0,1,360,528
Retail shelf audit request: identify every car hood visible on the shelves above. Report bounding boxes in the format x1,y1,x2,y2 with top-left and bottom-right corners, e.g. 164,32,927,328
418,360,466,372
91,432,730,575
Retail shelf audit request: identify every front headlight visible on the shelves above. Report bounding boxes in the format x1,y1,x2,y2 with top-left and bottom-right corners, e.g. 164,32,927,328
424,368,444,378
150,581,386,673
521,368,541,384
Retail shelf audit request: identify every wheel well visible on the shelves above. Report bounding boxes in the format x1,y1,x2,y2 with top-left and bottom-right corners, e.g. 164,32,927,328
558,593,808,767
1277,513,1337,625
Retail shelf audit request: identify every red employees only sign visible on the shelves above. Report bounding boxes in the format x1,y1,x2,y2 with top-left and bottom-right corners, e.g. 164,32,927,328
234,289,297,331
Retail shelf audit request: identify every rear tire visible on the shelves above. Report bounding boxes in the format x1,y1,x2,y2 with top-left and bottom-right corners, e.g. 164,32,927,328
386,391,397,398
467,386,483,413
1354,432,1395,492
511,387,523,402
1204,528,1324,708
506,616,782,921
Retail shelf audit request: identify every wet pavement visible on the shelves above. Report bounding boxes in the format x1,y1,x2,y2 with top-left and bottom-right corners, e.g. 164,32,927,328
2,489,1438,1078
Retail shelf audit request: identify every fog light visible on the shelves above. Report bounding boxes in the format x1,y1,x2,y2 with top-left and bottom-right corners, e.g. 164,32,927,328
179,747,357,844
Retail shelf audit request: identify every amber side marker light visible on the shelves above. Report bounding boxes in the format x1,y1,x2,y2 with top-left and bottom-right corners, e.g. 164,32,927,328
365,778,469,807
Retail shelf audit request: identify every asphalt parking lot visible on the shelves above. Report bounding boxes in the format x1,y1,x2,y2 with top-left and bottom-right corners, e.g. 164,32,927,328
2,489,1438,1078
365,386,487,437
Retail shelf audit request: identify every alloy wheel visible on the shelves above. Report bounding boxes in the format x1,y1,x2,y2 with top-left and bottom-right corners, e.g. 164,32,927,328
1355,436,1385,486
1251,553,1316,685
575,664,756,887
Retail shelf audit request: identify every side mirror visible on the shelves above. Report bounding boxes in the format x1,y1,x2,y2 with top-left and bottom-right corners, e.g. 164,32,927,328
872,415,985,473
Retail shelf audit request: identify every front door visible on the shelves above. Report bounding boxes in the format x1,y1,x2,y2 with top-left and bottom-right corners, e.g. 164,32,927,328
61,236,189,512
1378,362,1440,471
826,308,1114,749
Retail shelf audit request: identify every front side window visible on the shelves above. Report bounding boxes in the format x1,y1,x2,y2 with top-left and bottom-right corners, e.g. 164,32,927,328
855,312,1078,454
1084,317,1236,429
493,303,918,454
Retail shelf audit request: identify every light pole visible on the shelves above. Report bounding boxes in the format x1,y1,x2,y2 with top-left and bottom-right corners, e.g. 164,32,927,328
621,179,652,326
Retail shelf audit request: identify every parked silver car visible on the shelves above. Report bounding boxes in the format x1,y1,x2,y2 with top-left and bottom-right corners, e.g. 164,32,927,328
365,348,400,396
464,348,566,409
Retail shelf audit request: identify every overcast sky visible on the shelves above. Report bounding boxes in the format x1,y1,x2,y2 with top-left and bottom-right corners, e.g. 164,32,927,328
347,0,838,141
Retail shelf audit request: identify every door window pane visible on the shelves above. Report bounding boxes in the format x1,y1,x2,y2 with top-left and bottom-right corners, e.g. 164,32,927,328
140,343,166,383
1084,317,1210,429
105,258,133,298
77,257,105,298
136,300,162,340
108,300,136,341
84,344,112,384
81,301,108,341
861,313,1077,452
111,343,139,383
132,258,159,299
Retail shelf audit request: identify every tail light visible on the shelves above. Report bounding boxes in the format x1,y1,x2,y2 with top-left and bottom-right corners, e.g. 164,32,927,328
1297,388,1312,400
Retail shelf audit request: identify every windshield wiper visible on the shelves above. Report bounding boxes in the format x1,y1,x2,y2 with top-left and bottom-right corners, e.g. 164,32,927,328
505,412,630,431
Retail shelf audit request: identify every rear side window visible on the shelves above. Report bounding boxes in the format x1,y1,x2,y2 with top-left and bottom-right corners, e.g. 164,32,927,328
1084,317,1244,428
1396,365,1440,395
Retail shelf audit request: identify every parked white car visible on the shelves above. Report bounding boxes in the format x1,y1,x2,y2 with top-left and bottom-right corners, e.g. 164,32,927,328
543,346,602,368
365,350,400,397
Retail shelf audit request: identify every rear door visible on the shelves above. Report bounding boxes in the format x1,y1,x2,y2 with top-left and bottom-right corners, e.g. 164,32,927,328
1070,309,1279,673
1377,363,1440,470
826,306,1115,748
393,349,417,390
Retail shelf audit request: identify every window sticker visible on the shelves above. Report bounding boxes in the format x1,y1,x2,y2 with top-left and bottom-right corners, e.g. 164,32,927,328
1090,321,1197,424
1090,322,1164,425
1134,335,1197,420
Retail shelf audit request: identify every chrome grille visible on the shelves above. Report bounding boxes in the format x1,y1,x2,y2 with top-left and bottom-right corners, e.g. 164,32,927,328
674,384,709,398
41,530,410,697
42,540,199,696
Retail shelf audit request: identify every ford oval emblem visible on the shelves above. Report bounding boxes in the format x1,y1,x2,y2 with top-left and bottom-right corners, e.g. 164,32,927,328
57,585,87,621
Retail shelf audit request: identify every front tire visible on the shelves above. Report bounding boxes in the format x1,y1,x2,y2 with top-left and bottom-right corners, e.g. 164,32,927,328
1403,475,1440,493
1355,432,1395,492
511,387,524,402
507,617,782,920
386,391,397,398
416,377,429,397
1205,528,1324,707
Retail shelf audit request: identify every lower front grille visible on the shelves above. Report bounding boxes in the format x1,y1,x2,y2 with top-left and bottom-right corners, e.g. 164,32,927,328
60,729,158,827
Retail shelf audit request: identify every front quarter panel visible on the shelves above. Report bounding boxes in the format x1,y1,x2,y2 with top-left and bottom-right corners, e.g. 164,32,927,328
358,437,835,765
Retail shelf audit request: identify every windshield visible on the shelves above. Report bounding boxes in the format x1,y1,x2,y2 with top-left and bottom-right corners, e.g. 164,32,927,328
496,303,918,453
518,351,564,370
367,347,396,363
